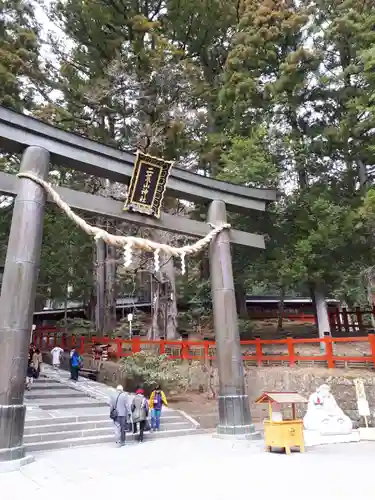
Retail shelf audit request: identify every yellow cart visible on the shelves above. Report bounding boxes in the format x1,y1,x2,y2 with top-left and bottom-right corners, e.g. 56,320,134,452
255,392,307,455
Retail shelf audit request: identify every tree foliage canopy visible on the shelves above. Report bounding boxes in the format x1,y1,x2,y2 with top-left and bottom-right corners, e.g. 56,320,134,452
1,0,375,326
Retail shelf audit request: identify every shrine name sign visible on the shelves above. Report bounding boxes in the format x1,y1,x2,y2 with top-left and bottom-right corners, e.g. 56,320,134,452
123,151,173,218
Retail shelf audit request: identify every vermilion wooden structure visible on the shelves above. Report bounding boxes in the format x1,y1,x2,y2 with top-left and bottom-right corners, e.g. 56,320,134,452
33,329,375,370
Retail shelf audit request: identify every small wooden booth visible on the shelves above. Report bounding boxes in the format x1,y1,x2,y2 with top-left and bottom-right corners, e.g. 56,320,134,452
255,392,307,455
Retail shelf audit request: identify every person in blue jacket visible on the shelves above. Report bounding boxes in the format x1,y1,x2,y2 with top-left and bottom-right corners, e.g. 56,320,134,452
70,349,82,381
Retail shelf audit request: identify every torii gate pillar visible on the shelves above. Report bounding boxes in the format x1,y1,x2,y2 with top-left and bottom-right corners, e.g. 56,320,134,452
0,146,49,464
208,200,258,438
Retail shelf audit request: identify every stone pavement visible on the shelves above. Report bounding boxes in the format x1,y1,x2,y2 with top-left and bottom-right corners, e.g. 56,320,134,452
1,434,375,499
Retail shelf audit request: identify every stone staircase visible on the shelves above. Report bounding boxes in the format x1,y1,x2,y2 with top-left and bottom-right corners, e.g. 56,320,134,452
24,374,200,452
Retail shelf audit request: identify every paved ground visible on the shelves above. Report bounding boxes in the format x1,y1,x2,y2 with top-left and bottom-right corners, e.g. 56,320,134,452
1,434,374,499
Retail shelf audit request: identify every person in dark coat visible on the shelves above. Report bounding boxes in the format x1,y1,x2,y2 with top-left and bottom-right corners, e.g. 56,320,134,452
131,389,149,443
110,385,130,447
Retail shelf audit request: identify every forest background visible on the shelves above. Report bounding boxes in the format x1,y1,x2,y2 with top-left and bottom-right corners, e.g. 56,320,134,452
2,0,375,340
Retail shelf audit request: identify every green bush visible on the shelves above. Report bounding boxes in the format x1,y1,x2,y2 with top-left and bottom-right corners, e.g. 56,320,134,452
119,350,188,395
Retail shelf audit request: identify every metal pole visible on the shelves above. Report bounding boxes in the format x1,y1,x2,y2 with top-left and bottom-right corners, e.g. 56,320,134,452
0,146,49,462
208,200,257,438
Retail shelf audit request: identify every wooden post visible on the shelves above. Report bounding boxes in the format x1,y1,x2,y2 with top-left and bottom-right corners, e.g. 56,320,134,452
287,337,295,367
208,200,257,438
159,340,166,355
181,342,189,360
368,334,375,368
355,307,363,332
335,307,342,333
116,339,122,358
325,336,334,369
132,337,141,354
342,308,349,333
0,146,49,463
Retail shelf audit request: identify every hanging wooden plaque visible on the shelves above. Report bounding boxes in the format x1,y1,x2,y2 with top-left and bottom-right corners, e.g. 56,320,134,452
123,151,173,218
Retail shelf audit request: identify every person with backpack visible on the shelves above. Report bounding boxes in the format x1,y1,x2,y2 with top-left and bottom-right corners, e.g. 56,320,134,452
149,385,168,431
110,385,130,447
70,349,82,381
131,388,149,443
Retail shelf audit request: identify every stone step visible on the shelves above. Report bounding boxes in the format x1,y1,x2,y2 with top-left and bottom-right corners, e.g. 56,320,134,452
32,398,108,411
31,377,57,384
24,420,194,443
25,412,186,430
26,413,111,426
26,427,203,453
29,383,65,391
25,389,83,400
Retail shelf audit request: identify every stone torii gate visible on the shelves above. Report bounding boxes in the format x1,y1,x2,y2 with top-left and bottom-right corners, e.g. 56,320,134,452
0,106,276,465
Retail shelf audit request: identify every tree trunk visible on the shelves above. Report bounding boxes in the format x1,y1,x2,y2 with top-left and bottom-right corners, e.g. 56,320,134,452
149,229,178,340
275,285,286,334
313,283,331,351
163,256,178,340
104,244,117,334
63,292,68,334
95,239,105,334
151,278,161,339
364,268,375,329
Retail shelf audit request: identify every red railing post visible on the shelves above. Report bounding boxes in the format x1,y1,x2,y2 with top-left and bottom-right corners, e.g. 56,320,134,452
326,336,334,368
287,337,295,367
159,340,165,355
204,341,209,361
255,338,262,367
116,339,122,359
132,337,141,354
368,334,375,368
79,336,85,355
181,342,189,360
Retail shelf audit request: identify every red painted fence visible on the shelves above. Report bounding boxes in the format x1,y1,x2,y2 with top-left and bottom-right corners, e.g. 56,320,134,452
32,328,375,370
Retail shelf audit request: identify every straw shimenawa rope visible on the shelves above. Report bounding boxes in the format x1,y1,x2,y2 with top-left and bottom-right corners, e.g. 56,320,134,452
17,172,231,261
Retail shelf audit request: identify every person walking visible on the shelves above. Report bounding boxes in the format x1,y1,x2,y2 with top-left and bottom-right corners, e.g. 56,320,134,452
69,348,75,369
131,389,149,443
32,348,43,379
51,345,64,369
26,361,36,390
110,385,130,447
28,343,36,365
149,385,168,431
70,349,82,381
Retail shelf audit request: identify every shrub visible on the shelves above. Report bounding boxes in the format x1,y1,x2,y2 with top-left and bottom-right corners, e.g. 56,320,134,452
119,350,188,395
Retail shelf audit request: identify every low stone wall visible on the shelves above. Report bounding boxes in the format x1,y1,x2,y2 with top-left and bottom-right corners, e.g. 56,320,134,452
247,366,375,427
85,359,375,427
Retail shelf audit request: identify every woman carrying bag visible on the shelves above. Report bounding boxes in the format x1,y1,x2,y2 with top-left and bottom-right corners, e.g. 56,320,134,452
131,389,149,443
